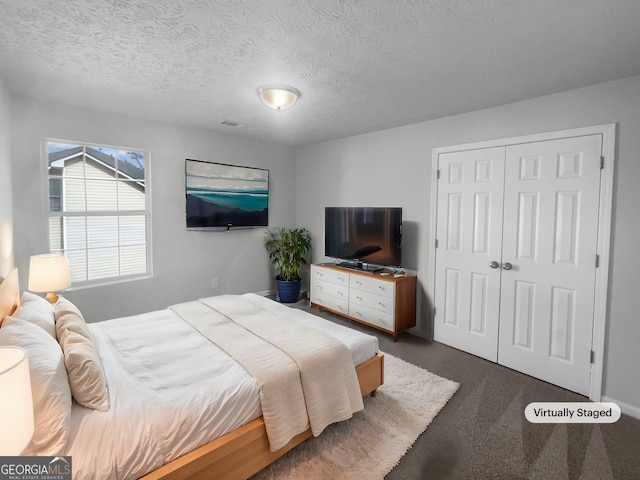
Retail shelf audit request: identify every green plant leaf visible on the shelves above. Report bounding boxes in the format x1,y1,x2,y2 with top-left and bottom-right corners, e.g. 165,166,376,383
264,227,312,281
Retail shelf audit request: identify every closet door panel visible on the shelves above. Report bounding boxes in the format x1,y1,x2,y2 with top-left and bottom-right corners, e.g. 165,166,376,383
434,147,505,362
498,135,602,395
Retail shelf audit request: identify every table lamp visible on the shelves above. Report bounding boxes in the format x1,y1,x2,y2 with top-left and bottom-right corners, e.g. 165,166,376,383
0,346,34,455
28,253,71,303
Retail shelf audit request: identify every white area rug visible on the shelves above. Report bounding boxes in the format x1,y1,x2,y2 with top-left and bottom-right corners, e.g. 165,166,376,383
251,353,460,480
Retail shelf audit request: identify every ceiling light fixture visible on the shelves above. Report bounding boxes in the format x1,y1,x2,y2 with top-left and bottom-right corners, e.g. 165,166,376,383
257,86,300,110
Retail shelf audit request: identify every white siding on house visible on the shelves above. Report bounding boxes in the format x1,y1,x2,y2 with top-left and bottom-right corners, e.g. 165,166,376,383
118,181,145,210
49,217,62,251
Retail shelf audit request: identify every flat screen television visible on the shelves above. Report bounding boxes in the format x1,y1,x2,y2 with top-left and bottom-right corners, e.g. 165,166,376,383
325,207,402,268
185,159,269,229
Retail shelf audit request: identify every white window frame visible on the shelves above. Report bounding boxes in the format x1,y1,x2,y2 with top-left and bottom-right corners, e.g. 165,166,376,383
42,138,153,288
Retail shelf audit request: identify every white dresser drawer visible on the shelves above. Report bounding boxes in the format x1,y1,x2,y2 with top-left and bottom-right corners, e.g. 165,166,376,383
349,303,394,331
350,289,395,315
311,280,348,301
311,265,349,287
311,292,348,316
350,275,394,298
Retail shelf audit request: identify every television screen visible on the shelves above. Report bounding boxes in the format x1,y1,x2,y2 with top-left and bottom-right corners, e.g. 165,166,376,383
185,159,269,229
325,207,402,267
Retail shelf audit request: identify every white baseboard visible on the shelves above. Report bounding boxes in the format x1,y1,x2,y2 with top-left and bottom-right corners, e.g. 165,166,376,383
602,396,640,420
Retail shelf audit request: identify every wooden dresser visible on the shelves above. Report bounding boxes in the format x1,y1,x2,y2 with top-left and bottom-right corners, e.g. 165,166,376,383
310,264,416,341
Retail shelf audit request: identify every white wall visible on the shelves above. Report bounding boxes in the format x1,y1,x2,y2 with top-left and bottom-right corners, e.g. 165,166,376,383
295,74,640,414
0,77,14,278
10,96,296,320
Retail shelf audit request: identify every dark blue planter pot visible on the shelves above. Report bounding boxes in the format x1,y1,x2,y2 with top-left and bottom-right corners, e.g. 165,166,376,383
276,279,301,303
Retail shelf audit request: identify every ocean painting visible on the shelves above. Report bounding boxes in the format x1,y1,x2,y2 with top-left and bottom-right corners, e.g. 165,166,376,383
185,159,269,228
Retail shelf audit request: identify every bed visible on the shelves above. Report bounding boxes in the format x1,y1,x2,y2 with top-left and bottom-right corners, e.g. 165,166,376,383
0,268,384,480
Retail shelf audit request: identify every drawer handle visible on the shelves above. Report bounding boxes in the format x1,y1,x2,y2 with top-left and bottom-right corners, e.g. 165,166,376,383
378,286,385,291
355,311,362,317
356,281,362,285
317,285,323,290
378,302,385,308
356,296,363,301
338,305,344,311
338,291,343,296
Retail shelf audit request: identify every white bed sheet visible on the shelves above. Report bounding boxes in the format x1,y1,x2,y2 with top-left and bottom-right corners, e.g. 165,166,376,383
66,294,379,480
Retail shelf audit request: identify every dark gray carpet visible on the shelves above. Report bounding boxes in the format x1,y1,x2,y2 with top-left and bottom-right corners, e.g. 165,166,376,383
293,301,640,480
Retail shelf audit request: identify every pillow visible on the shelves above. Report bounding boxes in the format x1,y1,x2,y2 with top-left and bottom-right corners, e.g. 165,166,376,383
54,296,109,411
0,317,72,455
55,297,92,341
58,328,110,412
12,291,56,338
54,296,84,319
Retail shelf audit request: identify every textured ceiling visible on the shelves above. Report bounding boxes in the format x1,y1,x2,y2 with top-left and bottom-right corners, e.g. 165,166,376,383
1,0,640,146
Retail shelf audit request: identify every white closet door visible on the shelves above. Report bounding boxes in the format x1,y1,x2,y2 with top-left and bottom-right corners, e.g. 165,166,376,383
434,147,505,361
498,135,602,395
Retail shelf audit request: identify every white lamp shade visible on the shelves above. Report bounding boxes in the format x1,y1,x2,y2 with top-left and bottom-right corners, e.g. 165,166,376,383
258,86,300,110
28,254,70,293
0,347,34,455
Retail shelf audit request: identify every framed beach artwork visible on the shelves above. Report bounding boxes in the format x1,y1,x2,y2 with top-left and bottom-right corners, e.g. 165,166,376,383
185,159,269,229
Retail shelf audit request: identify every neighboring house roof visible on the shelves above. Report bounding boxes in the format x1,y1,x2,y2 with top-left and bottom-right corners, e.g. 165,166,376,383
49,146,144,189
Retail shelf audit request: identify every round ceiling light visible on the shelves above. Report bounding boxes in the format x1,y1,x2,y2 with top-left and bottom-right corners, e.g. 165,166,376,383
257,85,300,110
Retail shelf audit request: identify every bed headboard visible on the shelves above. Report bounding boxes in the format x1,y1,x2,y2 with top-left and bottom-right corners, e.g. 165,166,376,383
0,268,20,326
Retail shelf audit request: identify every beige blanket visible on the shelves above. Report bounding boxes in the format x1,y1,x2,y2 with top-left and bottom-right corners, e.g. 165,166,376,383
170,295,364,452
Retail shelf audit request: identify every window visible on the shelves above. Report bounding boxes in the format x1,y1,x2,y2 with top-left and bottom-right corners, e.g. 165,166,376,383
45,140,150,285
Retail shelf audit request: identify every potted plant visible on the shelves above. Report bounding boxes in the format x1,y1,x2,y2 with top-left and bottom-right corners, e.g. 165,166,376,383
264,227,312,303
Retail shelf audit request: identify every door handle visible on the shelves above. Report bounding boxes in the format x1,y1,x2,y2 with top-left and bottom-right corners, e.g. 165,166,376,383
489,261,500,269
502,262,513,271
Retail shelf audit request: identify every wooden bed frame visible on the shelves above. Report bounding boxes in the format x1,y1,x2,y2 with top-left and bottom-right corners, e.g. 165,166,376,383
0,268,385,480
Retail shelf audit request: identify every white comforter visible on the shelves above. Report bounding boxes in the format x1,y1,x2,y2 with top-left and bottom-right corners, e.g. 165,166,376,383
66,293,379,480
173,295,364,451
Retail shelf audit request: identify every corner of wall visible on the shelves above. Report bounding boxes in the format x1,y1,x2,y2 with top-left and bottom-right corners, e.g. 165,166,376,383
0,76,15,278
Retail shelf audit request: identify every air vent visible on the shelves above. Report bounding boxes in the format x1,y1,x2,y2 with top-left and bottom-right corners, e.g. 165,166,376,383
220,119,246,128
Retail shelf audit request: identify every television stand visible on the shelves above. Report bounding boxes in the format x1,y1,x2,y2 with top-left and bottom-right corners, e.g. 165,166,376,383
310,264,417,341
337,260,361,269
362,265,384,273
336,261,384,273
